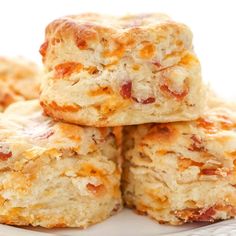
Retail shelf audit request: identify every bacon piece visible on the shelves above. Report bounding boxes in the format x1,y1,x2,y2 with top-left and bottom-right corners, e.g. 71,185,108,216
120,81,132,99
132,96,155,104
54,62,83,78
141,97,155,104
201,168,217,175
153,61,161,68
160,83,188,100
188,135,205,152
196,207,216,221
0,151,12,161
76,39,87,49
175,206,216,222
39,41,48,57
0,144,12,161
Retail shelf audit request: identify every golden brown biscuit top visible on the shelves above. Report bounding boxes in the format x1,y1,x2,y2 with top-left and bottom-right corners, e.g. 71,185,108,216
0,100,118,165
45,13,172,34
40,13,193,67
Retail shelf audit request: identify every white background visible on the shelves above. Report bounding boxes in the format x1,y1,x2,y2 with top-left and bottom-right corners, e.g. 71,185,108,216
0,0,235,100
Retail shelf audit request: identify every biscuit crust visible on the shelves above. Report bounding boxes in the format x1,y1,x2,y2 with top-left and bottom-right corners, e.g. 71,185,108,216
40,13,205,126
123,103,236,225
0,100,122,228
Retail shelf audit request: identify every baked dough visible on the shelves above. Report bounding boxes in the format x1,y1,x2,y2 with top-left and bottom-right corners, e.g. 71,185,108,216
0,57,41,111
0,100,122,228
39,13,205,126
123,102,236,225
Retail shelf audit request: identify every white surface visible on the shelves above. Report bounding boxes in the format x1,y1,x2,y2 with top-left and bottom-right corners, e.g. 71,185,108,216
1,210,236,236
0,209,214,236
0,0,236,235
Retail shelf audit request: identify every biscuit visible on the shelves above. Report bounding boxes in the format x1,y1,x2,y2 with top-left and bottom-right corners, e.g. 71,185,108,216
0,57,41,111
0,100,122,228
39,13,205,126
122,102,236,225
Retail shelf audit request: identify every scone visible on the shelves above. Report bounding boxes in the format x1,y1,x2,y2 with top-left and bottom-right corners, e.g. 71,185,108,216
0,57,41,111
0,100,122,228
123,103,236,225
39,13,205,126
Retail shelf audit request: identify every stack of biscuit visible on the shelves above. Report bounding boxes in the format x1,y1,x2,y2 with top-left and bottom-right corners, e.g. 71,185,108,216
0,12,235,229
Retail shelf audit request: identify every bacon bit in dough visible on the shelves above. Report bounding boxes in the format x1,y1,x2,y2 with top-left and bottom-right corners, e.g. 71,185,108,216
0,144,12,161
76,39,87,49
120,81,132,99
196,207,216,221
153,61,161,68
188,135,205,152
201,166,228,177
132,96,155,104
200,168,218,175
175,206,216,222
86,183,106,196
54,62,83,78
160,83,188,100
0,151,12,161
141,97,156,104
39,41,48,57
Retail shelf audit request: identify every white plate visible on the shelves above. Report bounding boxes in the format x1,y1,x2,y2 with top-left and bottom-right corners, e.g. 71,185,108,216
0,209,236,236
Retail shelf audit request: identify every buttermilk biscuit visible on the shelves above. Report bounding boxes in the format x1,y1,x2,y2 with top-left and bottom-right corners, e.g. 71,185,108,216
123,103,236,225
0,100,122,228
0,57,41,111
40,13,205,126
